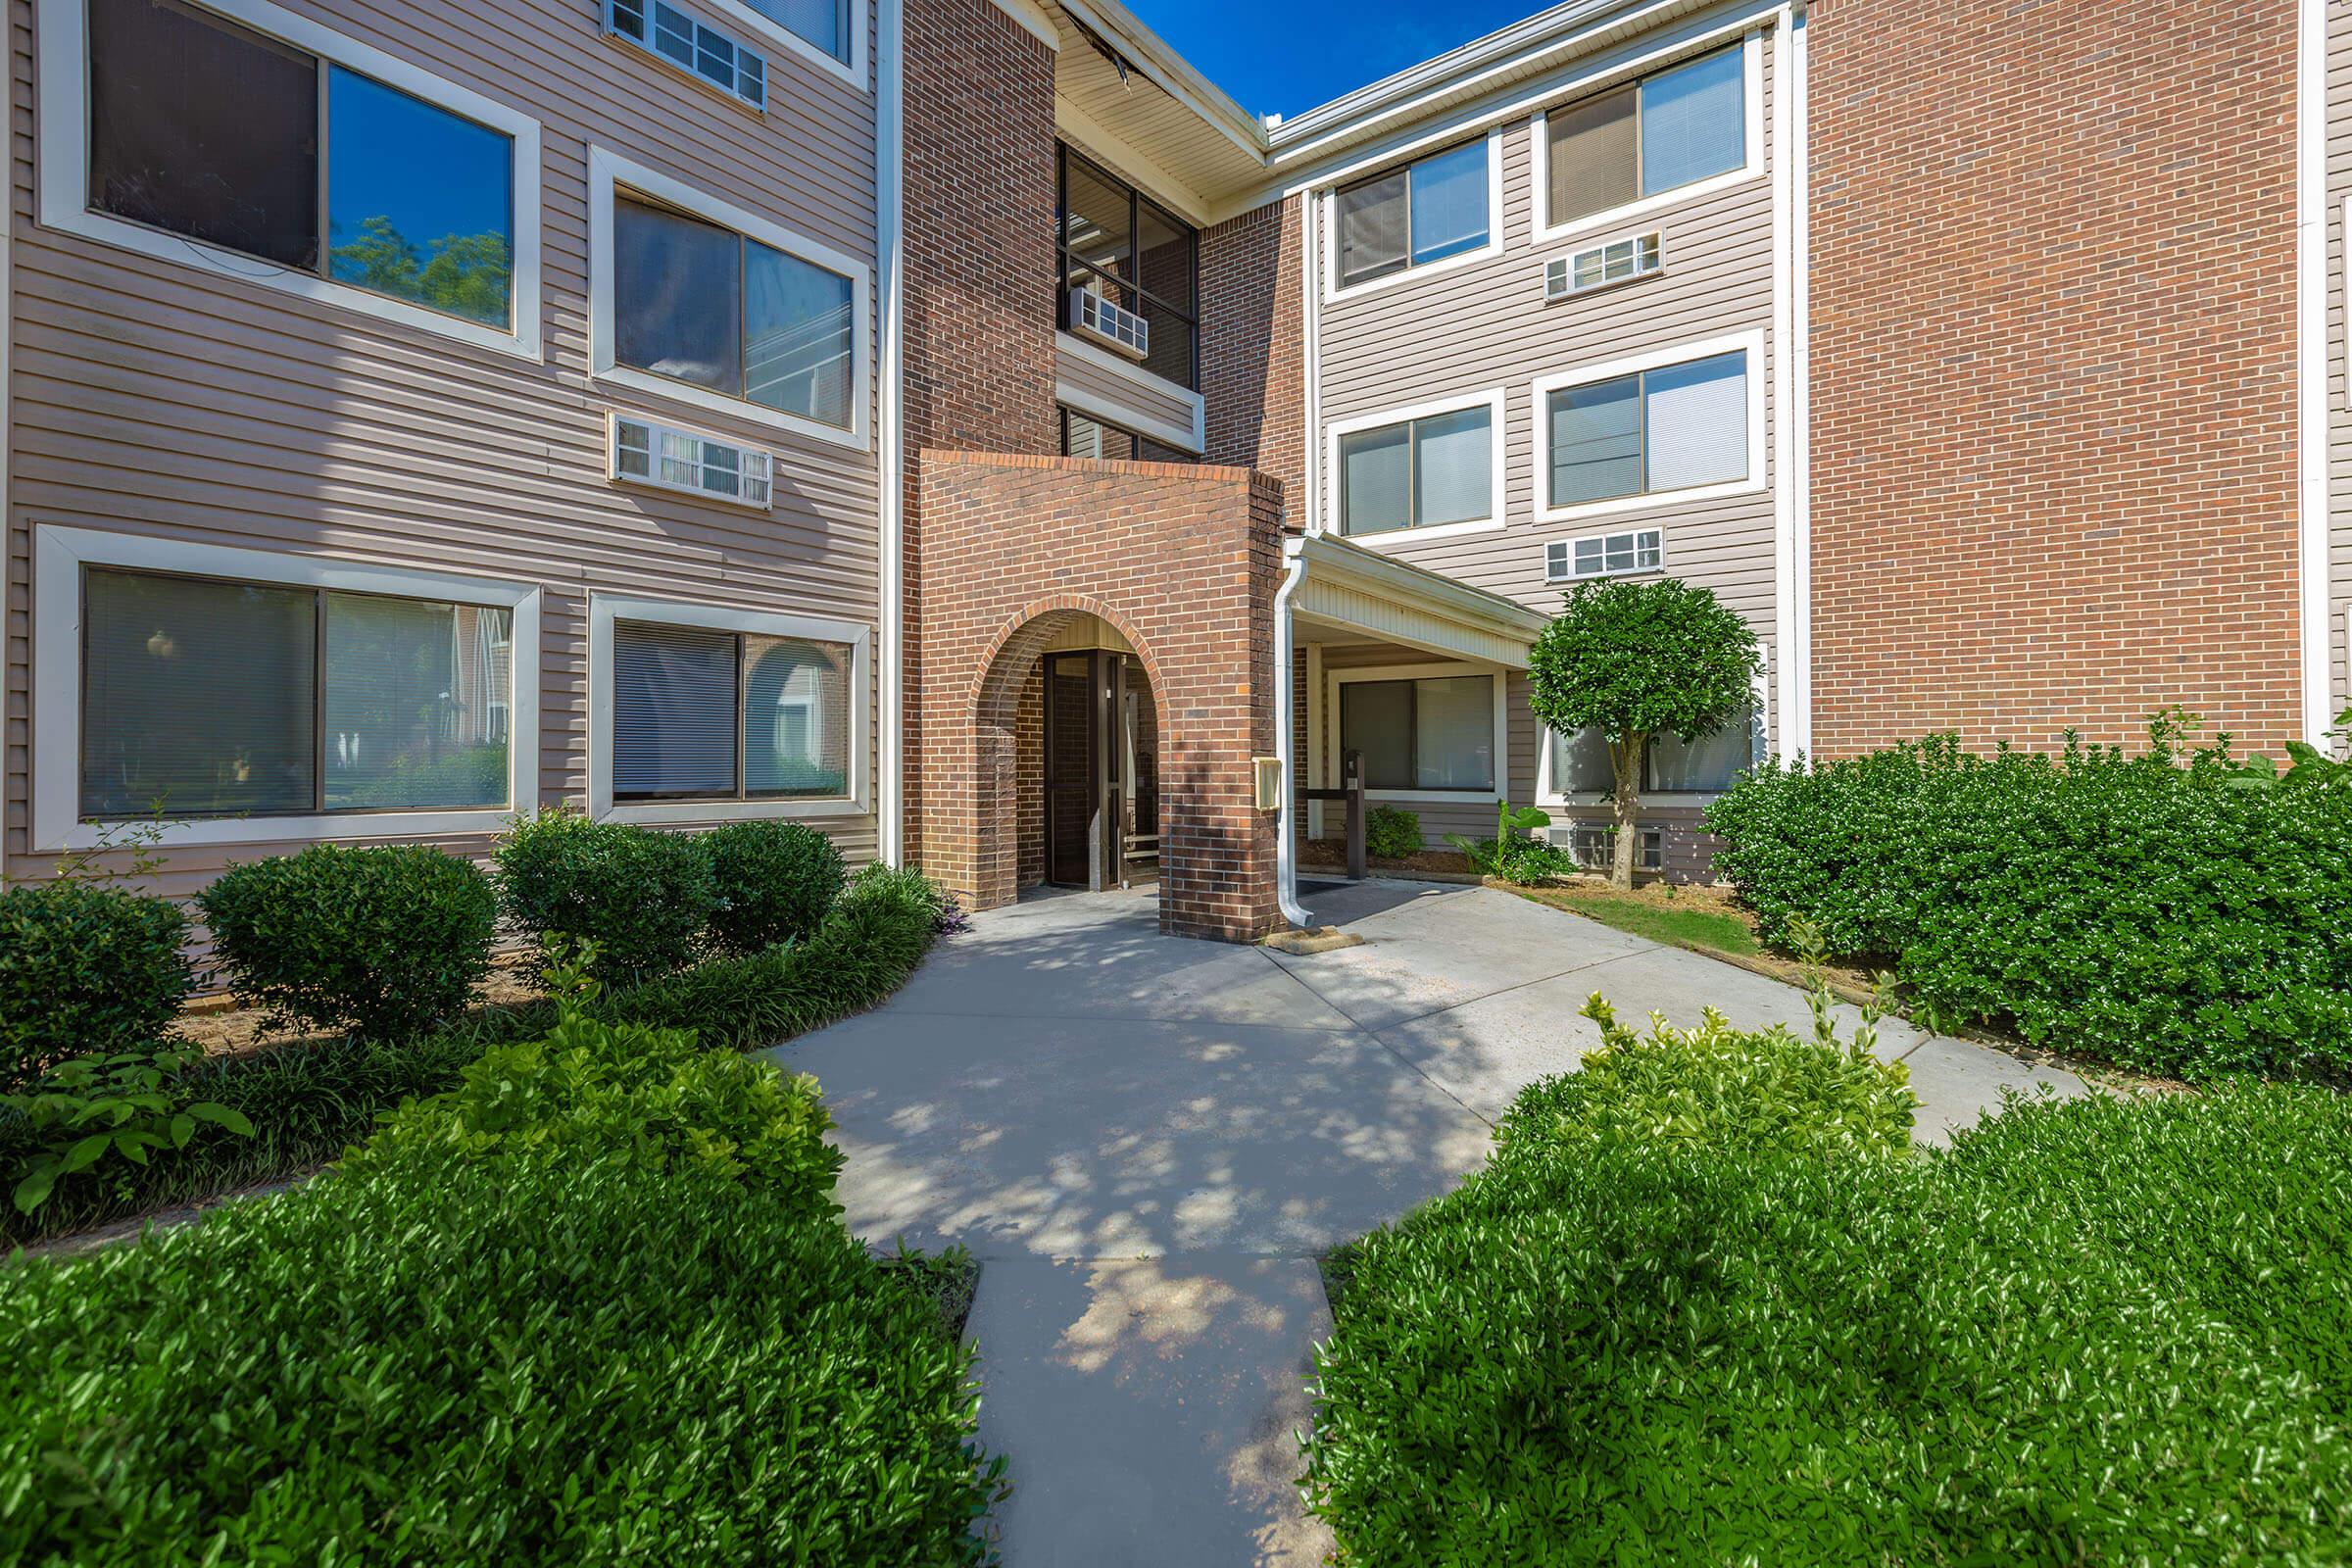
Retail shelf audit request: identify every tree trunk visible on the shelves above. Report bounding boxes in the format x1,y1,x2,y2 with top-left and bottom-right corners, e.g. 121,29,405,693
1609,733,1644,891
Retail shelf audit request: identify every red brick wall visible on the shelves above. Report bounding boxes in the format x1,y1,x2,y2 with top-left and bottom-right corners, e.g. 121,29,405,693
1807,0,2302,756
914,451,1285,941
901,0,1058,861
1200,195,1305,508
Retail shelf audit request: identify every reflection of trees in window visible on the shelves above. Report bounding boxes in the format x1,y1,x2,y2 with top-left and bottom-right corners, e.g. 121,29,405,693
745,637,849,797
328,218,512,326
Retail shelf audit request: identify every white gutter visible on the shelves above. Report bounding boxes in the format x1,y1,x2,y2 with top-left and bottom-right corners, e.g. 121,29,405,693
1273,536,1314,931
875,0,906,863
2298,0,2333,745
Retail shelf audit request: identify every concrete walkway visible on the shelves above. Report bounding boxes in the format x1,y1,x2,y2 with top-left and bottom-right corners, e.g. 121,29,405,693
769,879,2087,1567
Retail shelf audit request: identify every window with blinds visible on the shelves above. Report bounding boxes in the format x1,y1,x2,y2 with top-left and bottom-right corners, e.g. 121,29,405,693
1338,402,1494,537
79,566,512,819
1334,137,1491,290
1544,43,1746,229
1544,349,1747,509
1551,704,1756,795
612,620,852,802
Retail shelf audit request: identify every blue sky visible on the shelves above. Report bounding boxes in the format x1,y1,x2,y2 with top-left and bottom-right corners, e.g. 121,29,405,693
1127,0,1542,120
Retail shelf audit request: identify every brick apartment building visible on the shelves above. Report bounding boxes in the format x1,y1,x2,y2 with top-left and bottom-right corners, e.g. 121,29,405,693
5,0,2342,939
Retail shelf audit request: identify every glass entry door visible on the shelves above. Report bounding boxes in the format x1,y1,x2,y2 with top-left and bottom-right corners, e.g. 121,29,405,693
1044,652,1104,887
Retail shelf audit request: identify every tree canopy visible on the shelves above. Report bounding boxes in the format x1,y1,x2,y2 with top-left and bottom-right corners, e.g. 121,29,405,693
1528,577,1761,746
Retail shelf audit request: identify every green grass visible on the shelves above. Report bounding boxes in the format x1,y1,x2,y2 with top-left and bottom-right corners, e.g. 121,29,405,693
1523,886,1761,956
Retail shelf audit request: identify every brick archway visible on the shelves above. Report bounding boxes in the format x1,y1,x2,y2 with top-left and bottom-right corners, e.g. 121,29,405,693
966,596,1168,915
908,452,1285,940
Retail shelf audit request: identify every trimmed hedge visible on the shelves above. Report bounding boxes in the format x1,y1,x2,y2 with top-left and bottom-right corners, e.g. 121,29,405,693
495,809,717,984
1304,1010,2352,1564
0,1008,998,1563
1364,806,1422,861
1703,731,2352,1079
704,819,846,955
0,872,945,1249
199,844,497,1039
0,884,187,1089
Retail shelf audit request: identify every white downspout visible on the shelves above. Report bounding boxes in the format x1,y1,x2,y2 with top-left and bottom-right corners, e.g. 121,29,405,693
1273,535,1314,931
874,0,906,863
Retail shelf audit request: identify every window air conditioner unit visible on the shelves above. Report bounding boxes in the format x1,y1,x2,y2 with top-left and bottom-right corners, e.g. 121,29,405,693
609,413,774,510
1544,232,1662,301
1069,287,1150,360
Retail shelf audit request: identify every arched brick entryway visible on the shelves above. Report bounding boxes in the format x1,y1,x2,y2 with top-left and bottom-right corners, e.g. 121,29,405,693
908,452,1284,941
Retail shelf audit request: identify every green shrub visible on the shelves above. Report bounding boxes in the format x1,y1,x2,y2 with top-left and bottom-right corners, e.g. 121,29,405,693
350,1006,844,1209
0,1138,998,1563
495,808,717,984
198,844,496,1039
1364,806,1422,860
0,883,188,1088
1703,726,2352,1079
1305,1024,2352,1564
840,860,965,933
703,820,845,954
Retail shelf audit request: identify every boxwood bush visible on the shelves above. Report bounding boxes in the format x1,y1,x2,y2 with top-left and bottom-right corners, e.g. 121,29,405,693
1364,806,1422,861
198,844,497,1039
1703,728,2352,1079
0,1007,999,1564
1305,1012,2352,1565
0,883,188,1089
704,819,846,955
495,808,717,984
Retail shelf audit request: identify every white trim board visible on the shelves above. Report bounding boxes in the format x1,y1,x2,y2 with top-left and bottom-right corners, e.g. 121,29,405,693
1526,28,1765,248
587,146,874,452
1528,327,1769,523
1320,126,1509,305
34,0,545,361
1324,659,1510,806
2300,0,2332,742
1322,386,1509,546
30,525,543,852
586,592,874,825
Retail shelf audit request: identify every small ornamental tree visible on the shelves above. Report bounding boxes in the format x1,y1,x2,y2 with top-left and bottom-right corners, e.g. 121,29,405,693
1528,578,1761,889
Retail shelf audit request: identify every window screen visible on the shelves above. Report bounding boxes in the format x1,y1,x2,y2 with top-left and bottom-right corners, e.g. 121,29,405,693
1335,139,1490,288
88,0,318,269
1551,702,1755,795
80,567,512,819
1547,350,1746,507
746,244,855,425
1340,676,1494,793
1340,405,1493,536
1545,44,1744,227
88,0,515,324
745,634,851,797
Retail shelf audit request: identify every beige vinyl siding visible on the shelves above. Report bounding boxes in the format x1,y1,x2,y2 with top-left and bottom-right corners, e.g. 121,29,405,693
7,0,884,896
1314,19,1779,635
1054,333,1200,448
2327,0,2352,721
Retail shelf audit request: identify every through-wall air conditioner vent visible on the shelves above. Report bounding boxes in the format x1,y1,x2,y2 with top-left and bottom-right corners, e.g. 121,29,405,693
1544,231,1662,301
610,413,774,510
1069,287,1150,360
1546,527,1663,582
607,0,766,110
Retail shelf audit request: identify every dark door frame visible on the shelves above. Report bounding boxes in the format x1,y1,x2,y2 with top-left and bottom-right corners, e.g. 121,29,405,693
1043,649,1123,889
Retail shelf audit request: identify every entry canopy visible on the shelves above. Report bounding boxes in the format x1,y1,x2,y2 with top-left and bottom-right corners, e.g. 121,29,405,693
1287,530,1548,668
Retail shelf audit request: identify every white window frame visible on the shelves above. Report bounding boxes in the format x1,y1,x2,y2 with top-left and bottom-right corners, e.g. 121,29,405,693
588,147,872,451
1534,660,1772,808
701,0,863,90
1531,329,1767,524
587,592,871,824
31,524,542,851
35,0,545,360
1321,126,1507,305
1326,661,1507,806
1547,526,1665,582
1529,29,1766,248
1323,387,1508,548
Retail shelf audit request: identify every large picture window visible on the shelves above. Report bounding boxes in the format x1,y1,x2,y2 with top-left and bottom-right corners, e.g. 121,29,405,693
1056,145,1199,389
86,0,515,327
612,621,852,802
1550,705,1755,796
1335,137,1492,290
1341,674,1495,792
1335,399,1496,537
1544,43,1748,229
80,567,513,819
1544,348,1749,509
614,192,856,428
